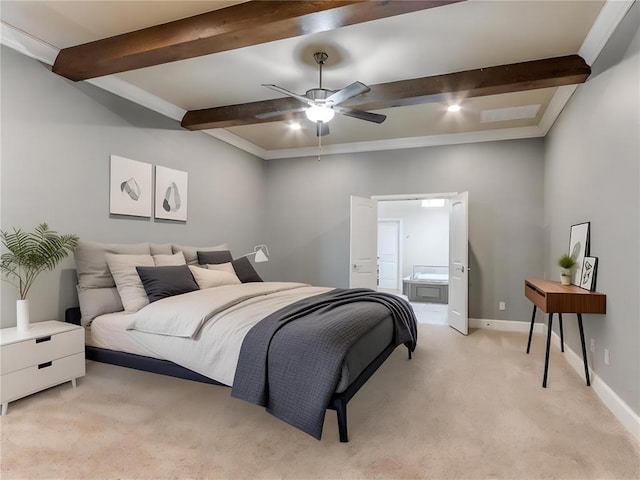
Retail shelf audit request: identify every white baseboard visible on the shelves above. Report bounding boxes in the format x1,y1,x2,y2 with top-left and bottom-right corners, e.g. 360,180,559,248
470,318,639,443
550,331,640,444
469,318,544,334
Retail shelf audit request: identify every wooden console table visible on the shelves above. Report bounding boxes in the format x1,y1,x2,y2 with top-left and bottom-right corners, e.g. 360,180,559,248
524,278,606,388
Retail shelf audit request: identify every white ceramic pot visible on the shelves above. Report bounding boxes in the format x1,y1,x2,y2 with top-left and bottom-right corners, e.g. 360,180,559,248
560,269,571,285
16,299,30,334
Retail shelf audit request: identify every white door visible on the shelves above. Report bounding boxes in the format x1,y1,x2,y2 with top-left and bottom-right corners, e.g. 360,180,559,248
448,191,469,335
349,196,378,289
377,220,400,290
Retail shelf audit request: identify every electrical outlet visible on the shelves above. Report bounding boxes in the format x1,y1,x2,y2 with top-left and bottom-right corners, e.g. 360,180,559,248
499,301,506,311
590,338,595,353
604,348,610,365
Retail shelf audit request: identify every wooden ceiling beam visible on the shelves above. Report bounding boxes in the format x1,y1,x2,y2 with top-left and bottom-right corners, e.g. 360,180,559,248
53,0,464,81
181,55,591,130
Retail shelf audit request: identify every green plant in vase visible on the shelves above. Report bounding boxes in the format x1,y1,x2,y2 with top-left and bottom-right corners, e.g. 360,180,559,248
557,254,577,286
1,223,78,333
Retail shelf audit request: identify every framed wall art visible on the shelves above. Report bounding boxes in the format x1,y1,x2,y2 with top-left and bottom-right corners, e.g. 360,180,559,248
109,155,152,217
580,256,598,291
568,222,590,286
155,165,188,221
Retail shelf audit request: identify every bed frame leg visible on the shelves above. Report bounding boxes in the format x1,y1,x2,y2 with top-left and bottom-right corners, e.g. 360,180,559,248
335,400,349,442
407,345,412,360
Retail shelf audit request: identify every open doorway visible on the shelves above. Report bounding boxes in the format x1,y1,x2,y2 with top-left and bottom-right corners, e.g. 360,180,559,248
350,192,468,333
376,195,450,325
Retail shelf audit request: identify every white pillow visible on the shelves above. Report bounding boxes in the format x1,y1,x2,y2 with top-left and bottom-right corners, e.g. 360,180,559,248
206,262,236,275
153,251,186,266
189,265,241,289
106,253,154,312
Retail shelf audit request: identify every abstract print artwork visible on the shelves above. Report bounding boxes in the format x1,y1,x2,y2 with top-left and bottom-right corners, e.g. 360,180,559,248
155,166,188,221
109,155,152,217
568,222,590,286
580,256,598,291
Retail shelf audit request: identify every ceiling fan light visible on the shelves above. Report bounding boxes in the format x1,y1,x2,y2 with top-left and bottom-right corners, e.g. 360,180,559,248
306,105,335,123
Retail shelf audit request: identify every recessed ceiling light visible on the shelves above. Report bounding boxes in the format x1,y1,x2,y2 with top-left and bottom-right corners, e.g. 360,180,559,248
447,104,461,112
289,122,302,130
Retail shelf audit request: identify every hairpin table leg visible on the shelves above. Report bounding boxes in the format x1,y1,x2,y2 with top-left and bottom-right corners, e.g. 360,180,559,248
577,314,591,386
526,305,537,354
558,313,565,353
543,313,553,388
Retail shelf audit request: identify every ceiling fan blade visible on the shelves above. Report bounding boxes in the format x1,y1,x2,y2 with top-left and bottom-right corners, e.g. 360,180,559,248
316,121,330,137
262,84,314,106
255,107,307,120
333,105,386,124
325,81,370,106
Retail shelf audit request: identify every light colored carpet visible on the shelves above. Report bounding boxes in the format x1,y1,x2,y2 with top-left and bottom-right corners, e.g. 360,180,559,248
1,325,638,480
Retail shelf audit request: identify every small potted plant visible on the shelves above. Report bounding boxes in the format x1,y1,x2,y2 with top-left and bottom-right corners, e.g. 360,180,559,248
557,254,577,285
1,223,78,333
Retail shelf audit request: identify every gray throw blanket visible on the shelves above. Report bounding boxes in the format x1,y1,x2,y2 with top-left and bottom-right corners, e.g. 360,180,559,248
231,288,418,440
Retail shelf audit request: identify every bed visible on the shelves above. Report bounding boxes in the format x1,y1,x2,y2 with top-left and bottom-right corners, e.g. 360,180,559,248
68,240,418,442
402,265,449,303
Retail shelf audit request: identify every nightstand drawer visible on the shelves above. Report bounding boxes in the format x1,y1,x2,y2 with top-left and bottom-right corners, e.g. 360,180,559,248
1,328,84,375
0,352,85,404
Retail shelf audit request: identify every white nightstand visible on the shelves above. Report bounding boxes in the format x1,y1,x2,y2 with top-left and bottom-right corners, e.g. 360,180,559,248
0,320,85,415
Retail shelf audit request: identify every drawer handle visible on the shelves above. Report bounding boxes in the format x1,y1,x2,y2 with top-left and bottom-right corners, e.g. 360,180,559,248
35,336,52,344
38,361,52,369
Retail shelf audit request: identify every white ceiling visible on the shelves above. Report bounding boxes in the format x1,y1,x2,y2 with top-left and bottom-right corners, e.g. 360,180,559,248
1,0,632,159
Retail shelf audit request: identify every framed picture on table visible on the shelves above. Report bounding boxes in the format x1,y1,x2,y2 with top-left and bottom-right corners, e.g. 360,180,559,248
568,222,590,286
580,256,598,291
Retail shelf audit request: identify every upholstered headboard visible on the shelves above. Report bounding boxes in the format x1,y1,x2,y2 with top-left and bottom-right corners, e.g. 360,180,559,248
74,240,228,325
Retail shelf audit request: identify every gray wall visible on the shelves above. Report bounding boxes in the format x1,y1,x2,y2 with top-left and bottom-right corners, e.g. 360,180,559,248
378,199,449,278
1,46,266,327
544,4,639,414
263,139,545,322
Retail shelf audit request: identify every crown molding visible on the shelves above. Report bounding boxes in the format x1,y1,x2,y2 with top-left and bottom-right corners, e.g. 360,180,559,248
1,21,58,65
579,0,635,65
87,76,186,122
205,129,267,159
264,126,546,160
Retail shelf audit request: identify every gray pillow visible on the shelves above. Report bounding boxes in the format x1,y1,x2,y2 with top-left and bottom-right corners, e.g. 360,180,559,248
197,250,233,265
77,286,124,326
136,265,199,303
149,243,173,255
232,256,263,283
172,243,229,265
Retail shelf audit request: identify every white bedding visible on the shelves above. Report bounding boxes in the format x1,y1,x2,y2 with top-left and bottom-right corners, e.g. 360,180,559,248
127,282,332,386
87,311,161,358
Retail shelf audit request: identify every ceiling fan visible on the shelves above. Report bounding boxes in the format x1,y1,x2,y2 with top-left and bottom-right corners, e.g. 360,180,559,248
259,52,386,137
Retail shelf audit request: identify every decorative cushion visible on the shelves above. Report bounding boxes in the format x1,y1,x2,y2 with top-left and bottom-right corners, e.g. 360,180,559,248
197,250,233,265
206,262,237,275
231,256,263,283
74,240,150,289
172,243,229,265
188,265,241,289
77,286,123,326
153,251,186,266
136,265,199,303
106,253,155,312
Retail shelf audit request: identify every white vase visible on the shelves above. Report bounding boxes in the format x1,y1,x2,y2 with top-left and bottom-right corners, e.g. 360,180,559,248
560,269,571,285
16,299,30,334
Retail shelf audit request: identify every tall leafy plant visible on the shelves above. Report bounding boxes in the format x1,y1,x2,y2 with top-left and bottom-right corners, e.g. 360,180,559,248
0,223,79,300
